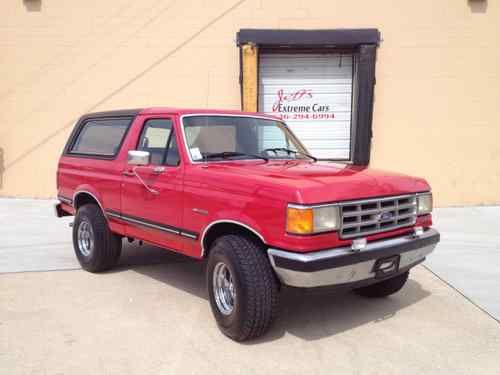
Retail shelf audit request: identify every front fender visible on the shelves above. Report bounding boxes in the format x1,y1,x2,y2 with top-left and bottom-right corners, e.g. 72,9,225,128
200,209,268,256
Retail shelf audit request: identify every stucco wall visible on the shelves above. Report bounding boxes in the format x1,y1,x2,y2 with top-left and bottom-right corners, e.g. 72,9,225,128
1,0,498,206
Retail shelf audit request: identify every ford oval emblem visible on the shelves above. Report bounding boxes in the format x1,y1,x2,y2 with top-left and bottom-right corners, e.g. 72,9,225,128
380,212,394,221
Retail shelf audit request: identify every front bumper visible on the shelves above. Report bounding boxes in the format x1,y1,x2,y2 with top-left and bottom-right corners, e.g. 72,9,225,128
268,228,440,288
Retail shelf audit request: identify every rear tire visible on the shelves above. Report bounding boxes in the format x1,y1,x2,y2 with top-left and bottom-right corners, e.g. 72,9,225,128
73,204,122,272
207,235,280,342
354,271,409,298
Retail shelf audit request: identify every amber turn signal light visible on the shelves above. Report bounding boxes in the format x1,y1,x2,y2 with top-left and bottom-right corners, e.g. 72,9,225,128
286,207,314,234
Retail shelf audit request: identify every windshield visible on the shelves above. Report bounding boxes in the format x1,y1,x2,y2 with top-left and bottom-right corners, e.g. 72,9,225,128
182,115,311,162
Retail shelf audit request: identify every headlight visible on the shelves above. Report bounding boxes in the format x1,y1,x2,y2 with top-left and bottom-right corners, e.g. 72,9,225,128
286,204,340,234
417,193,433,215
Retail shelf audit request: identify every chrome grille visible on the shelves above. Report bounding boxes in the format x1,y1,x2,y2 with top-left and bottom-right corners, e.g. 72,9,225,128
339,194,417,239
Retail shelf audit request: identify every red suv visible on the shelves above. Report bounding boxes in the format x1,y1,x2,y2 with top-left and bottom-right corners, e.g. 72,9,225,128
55,107,440,341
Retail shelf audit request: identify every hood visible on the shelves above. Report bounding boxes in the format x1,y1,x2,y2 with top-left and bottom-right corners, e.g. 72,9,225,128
202,160,430,204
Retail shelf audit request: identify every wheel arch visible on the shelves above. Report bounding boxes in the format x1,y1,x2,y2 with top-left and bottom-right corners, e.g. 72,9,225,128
73,190,105,214
201,220,266,258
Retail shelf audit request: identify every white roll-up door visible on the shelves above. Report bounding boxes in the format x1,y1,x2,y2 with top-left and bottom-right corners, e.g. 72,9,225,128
258,53,354,159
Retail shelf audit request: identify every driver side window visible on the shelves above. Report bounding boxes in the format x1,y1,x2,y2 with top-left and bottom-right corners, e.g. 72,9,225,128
137,118,180,166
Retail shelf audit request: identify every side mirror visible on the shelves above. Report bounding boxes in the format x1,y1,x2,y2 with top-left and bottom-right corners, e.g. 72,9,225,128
128,150,150,166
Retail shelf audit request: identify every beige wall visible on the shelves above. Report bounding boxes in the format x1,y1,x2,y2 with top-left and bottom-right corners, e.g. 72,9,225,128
1,0,499,206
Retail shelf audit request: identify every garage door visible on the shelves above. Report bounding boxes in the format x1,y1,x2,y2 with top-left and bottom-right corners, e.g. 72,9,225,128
258,53,354,159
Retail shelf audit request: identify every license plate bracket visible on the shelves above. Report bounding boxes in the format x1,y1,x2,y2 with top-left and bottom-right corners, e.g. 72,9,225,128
373,254,400,279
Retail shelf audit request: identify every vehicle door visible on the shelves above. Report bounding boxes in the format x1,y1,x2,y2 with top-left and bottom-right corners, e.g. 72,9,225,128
120,116,184,252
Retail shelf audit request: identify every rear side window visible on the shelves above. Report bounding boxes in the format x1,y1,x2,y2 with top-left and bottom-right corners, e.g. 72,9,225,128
70,118,131,157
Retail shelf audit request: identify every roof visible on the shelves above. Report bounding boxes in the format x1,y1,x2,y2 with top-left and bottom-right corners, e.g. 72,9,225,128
139,107,278,118
81,108,143,119
82,107,280,120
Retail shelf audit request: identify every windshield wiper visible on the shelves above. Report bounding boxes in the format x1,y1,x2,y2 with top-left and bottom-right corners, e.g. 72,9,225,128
203,151,268,162
262,148,317,162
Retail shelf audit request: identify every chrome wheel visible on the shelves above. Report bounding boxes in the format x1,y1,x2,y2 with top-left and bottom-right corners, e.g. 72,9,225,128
213,262,236,315
77,220,94,257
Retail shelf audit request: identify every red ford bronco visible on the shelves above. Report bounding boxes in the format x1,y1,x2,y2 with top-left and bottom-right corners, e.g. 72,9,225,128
56,107,439,341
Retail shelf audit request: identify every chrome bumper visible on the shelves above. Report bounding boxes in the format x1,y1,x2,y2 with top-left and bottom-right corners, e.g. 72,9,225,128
268,228,440,288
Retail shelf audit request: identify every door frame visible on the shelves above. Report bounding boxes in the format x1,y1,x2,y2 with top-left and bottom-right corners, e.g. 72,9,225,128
236,28,380,165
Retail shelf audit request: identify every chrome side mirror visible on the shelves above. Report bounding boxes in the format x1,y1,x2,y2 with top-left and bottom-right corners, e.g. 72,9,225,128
128,150,150,166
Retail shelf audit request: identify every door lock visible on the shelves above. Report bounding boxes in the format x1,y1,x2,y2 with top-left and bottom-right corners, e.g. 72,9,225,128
153,166,165,174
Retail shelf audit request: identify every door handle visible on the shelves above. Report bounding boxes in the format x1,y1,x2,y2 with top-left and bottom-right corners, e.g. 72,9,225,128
123,167,164,176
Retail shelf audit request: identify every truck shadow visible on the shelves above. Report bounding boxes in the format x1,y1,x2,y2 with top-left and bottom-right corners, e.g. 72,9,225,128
115,242,431,343
116,242,208,299
254,279,430,343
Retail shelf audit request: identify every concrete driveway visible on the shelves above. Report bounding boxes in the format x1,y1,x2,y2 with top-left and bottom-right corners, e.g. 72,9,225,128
1,198,499,374
425,206,500,321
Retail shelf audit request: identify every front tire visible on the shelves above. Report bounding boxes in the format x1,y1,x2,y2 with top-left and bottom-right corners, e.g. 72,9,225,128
73,204,122,273
354,271,409,298
207,235,279,342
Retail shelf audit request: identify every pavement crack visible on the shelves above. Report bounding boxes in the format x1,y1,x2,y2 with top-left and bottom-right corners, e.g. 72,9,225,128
422,264,500,325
